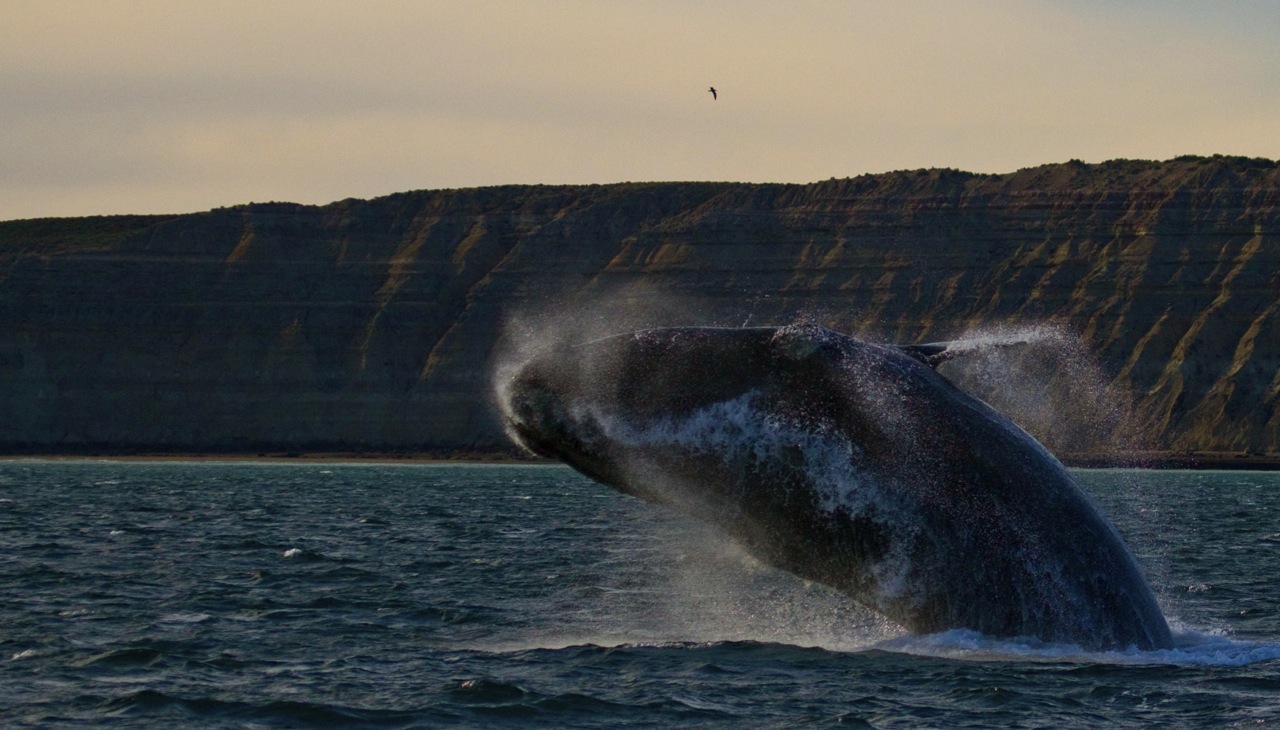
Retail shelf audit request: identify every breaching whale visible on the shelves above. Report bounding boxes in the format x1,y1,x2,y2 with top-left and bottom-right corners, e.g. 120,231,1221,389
498,324,1173,650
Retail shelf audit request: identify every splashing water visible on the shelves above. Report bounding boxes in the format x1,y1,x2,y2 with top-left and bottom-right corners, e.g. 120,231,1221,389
933,322,1066,354
5,462,1278,728
493,285,726,444
935,323,1144,456
878,627,1280,667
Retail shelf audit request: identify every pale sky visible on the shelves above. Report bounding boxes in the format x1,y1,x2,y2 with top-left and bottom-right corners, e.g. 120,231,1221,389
3,1,1278,220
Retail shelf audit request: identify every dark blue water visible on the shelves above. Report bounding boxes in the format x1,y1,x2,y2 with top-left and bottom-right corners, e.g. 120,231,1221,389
2,461,1278,728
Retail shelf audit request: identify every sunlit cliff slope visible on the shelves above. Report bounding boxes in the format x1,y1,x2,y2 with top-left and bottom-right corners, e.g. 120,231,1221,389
1,156,1277,462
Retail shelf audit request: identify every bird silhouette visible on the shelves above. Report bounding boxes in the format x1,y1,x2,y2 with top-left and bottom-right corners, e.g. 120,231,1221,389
708,86,717,100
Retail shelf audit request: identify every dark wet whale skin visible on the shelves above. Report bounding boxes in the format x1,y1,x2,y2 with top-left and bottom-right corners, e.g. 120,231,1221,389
501,325,1173,650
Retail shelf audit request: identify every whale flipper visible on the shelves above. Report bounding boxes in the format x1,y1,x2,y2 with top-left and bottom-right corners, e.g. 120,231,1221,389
899,336,1038,369
899,342,955,368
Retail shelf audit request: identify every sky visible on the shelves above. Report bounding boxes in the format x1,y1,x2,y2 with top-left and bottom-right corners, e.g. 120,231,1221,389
2,1,1279,220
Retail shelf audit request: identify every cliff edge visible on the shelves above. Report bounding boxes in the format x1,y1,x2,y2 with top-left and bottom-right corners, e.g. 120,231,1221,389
1,156,1277,464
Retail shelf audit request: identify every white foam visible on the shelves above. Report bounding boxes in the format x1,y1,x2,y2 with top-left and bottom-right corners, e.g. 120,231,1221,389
875,627,1280,667
586,393,908,526
585,393,927,614
159,612,212,625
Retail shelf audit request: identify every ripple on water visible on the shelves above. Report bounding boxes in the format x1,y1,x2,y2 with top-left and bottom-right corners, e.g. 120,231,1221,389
0,462,1277,729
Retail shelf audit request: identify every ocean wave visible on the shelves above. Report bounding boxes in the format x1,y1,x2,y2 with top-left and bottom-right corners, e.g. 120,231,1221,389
875,628,1280,667
97,688,432,725
501,630,1280,669
444,676,735,720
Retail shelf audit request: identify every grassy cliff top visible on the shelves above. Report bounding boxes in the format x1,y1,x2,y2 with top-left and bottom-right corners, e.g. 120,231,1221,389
0,215,176,255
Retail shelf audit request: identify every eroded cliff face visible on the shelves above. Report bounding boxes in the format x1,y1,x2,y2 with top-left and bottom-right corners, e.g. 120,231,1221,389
1,157,1277,460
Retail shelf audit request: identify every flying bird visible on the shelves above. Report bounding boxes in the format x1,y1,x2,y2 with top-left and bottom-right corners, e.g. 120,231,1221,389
708,86,717,100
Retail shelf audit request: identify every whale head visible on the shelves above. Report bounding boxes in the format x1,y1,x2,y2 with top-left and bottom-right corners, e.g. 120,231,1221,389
500,325,899,497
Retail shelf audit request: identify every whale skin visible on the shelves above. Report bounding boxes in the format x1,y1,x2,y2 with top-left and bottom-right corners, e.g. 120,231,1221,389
499,324,1173,650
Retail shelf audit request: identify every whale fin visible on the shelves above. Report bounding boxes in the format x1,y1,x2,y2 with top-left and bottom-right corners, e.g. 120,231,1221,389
899,342,956,369
901,337,1038,369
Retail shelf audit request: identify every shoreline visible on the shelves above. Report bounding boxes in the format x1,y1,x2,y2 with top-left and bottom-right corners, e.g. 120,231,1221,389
0,452,540,465
1,450,1278,470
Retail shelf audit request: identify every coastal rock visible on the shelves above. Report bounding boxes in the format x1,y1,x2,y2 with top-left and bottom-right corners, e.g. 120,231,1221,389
0,157,1276,461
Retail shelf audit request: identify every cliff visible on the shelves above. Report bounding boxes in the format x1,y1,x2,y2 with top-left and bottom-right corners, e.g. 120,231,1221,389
1,156,1277,463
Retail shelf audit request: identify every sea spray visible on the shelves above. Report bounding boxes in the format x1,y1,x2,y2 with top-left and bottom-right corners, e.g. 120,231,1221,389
493,284,724,444
499,322,1174,648
933,322,1147,457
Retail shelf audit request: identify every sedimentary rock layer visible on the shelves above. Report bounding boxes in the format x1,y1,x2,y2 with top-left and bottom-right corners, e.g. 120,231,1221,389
1,156,1277,460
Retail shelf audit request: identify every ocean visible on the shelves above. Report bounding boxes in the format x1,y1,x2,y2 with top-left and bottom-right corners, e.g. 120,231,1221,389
2,461,1278,728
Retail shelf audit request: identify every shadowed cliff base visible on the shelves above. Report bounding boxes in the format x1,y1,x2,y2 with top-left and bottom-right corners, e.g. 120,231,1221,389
1,450,1277,471
1,156,1278,465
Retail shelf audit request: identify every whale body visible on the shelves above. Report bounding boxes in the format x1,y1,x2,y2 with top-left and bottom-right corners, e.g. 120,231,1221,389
498,324,1173,650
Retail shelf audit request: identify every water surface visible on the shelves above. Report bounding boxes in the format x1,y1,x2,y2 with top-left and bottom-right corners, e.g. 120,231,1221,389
1,462,1277,727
